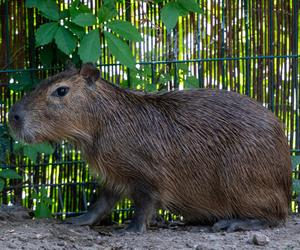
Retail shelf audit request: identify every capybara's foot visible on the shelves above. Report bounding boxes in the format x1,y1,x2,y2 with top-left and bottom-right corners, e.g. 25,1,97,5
212,219,271,232
65,212,98,226
112,223,146,235
125,221,146,233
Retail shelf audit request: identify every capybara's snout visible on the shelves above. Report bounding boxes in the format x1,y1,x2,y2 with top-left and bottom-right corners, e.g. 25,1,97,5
8,103,25,131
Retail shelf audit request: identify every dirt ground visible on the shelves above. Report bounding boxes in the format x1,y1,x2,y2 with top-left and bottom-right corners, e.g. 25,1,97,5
0,205,300,250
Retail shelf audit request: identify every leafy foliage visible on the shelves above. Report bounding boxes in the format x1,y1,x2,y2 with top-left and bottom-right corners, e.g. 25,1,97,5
98,5,117,23
9,72,39,92
71,13,97,27
0,124,10,164
13,142,55,163
160,3,181,32
104,31,136,69
0,125,21,192
185,76,199,89
292,156,300,193
35,22,59,46
0,169,22,179
26,0,202,68
0,169,22,192
32,186,53,218
54,26,77,55
26,0,145,66
160,0,202,31
292,156,300,170
78,30,101,63
293,180,300,193
106,20,142,42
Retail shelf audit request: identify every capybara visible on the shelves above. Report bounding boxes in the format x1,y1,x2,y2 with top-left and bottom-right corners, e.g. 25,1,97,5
8,63,291,233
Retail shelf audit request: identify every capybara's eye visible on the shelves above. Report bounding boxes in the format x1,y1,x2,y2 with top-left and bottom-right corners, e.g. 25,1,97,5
52,87,70,97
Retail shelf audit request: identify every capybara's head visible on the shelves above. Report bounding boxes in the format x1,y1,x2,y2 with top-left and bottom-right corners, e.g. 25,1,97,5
8,63,100,144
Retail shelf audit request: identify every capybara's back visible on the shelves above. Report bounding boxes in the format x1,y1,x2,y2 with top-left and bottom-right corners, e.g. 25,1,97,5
8,64,292,232
152,89,291,225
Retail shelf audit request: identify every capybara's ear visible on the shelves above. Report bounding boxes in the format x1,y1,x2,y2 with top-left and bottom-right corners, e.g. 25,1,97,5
80,63,100,85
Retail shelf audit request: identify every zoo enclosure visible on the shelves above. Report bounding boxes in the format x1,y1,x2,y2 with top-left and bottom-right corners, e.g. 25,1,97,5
0,0,300,221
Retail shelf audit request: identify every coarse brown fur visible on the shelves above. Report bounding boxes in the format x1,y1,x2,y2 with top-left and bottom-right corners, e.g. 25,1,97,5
8,64,292,232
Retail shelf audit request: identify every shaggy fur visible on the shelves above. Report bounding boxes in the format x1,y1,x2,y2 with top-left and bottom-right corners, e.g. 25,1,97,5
8,64,292,232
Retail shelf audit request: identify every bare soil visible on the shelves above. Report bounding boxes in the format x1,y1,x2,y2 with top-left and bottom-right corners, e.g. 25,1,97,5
0,205,300,250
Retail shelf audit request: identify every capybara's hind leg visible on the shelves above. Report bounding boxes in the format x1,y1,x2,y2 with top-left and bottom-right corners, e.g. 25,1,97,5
126,191,156,233
65,188,120,226
212,219,273,232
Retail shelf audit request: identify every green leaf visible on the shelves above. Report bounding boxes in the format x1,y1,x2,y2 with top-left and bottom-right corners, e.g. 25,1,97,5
32,192,38,199
145,84,157,92
33,142,55,155
158,73,172,84
106,20,142,42
0,125,10,156
78,30,101,63
293,179,300,193
33,186,53,218
129,79,145,90
0,169,22,179
43,197,53,206
103,0,113,4
0,179,4,192
40,186,48,197
9,83,24,92
177,0,202,13
65,21,85,39
104,31,136,69
71,13,97,27
35,22,59,46
177,63,189,73
34,203,52,218
69,0,80,16
160,2,180,32
55,26,77,55
60,9,70,19
104,1,117,8
126,69,145,89
24,145,38,163
0,124,8,135
13,141,23,153
185,76,199,89
140,65,152,76
292,156,300,170
70,0,80,8
25,0,38,8
38,0,60,21
70,2,91,18
98,6,117,23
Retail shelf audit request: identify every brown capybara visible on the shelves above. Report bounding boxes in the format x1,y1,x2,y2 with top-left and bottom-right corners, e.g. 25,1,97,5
8,63,292,233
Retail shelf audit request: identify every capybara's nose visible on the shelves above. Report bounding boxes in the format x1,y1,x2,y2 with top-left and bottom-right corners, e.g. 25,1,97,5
8,105,25,127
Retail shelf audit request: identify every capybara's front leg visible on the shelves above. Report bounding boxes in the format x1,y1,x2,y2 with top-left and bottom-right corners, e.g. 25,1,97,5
65,188,120,226
126,191,156,233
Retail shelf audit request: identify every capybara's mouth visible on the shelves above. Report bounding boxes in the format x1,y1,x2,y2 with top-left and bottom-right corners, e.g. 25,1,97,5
8,127,34,144
8,122,41,145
